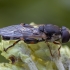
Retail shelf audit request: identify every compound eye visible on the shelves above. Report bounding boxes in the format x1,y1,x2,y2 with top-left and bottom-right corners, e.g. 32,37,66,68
61,26,70,43
39,26,44,32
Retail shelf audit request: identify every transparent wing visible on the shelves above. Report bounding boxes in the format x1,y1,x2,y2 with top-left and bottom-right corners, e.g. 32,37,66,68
0,24,40,38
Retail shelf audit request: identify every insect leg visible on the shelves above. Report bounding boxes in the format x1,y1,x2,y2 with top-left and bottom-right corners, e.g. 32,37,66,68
53,41,61,56
4,39,20,52
58,45,61,56
46,42,54,57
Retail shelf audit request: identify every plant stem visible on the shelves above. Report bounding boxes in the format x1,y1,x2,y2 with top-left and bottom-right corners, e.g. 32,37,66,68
53,58,65,70
24,57,38,70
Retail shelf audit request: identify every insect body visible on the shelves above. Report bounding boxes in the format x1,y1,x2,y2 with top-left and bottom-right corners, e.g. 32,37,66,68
0,24,61,43
0,23,70,53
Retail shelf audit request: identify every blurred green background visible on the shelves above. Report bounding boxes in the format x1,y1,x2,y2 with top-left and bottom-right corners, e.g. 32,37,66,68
0,0,70,62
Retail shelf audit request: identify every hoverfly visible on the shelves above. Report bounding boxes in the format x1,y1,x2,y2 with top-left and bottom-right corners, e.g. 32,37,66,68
0,23,69,56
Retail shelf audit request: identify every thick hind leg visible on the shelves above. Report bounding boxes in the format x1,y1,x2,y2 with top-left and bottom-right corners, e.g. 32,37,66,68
4,39,20,52
46,42,54,57
53,41,61,56
58,45,61,56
